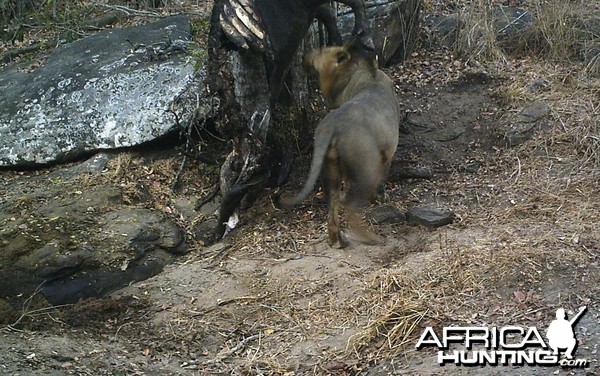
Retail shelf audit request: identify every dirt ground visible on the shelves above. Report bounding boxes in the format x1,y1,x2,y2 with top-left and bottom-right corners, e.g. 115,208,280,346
1,1,600,376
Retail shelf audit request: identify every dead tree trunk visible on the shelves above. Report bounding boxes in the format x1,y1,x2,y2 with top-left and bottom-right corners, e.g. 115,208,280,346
203,0,422,243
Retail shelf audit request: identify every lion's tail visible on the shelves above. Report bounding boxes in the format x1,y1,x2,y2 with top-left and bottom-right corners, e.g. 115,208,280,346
275,126,335,209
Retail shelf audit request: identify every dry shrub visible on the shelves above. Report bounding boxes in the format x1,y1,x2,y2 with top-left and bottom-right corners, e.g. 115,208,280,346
453,0,600,69
583,42,600,76
453,2,506,65
518,0,589,60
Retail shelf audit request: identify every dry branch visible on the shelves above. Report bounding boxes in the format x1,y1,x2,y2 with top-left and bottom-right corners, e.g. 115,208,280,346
92,3,162,18
205,333,262,364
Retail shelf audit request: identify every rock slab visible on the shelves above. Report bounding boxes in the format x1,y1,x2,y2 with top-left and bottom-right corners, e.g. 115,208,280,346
0,154,187,305
368,205,407,224
0,15,196,167
406,207,455,228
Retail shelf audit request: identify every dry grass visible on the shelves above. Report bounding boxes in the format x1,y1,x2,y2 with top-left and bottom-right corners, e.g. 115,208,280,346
453,1,507,65
342,163,598,364
453,0,600,72
520,0,588,60
349,240,542,358
337,0,600,363
2,1,598,374
583,42,600,76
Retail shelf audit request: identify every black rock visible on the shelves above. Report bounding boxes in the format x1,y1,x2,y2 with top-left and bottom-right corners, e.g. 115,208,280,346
368,205,407,225
494,7,533,39
406,207,455,228
424,14,461,48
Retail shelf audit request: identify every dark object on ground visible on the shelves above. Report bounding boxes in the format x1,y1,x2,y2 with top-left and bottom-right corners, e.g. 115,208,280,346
0,154,187,306
368,205,407,225
406,207,455,228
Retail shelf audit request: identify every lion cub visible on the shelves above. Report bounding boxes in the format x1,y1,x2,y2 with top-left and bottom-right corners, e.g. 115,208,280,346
276,39,400,248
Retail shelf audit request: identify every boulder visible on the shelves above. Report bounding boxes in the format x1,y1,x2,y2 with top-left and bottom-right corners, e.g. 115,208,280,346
424,7,533,52
493,6,533,45
0,154,186,306
0,15,198,168
337,0,421,66
518,101,550,123
424,14,461,48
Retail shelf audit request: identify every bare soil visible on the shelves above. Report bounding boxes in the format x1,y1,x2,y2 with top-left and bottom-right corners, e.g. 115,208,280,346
1,1,599,375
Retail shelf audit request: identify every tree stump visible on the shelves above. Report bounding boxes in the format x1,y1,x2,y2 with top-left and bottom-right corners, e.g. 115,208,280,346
204,0,422,243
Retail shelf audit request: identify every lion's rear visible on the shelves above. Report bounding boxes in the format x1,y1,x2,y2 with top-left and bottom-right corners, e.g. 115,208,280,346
279,38,400,247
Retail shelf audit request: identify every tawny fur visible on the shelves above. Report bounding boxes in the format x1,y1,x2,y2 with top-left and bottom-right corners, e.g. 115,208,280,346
277,39,400,247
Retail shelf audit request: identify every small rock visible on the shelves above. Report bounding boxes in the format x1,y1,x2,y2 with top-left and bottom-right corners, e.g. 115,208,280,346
518,101,550,123
394,166,433,180
460,161,483,174
527,79,551,93
504,123,535,147
193,218,219,246
367,205,406,225
406,207,454,228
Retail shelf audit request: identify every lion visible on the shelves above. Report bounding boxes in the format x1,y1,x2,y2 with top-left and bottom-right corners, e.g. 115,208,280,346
275,39,400,247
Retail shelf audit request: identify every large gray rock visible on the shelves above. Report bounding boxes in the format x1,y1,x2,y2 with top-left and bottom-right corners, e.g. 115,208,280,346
0,15,197,167
0,153,187,305
337,0,421,66
424,7,533,51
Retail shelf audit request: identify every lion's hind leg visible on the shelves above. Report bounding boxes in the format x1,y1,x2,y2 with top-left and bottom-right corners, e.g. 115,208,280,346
344,180,384,246
322,154,348,248
346,206,384,245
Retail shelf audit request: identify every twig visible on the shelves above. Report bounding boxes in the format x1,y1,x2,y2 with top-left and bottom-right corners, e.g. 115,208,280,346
497,10,529,35
171,154,187,192
2,303,73,332
195,185,220,210
9,281,46,328
113,322,132,341
189,295,262,317
0,43,43,64
208,244,232,261
200,244,233,270
205,333,261,364
510,306,551,321
93,3,163,18
508,156,521,186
